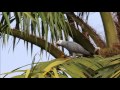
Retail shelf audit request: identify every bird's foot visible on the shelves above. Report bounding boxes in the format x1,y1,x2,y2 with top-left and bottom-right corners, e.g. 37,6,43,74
69,55,79,58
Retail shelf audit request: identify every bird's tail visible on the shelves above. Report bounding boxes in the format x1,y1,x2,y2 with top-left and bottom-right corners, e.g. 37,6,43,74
94,47,100,55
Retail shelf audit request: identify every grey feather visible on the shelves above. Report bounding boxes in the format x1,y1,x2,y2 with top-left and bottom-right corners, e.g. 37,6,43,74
56,40,91,57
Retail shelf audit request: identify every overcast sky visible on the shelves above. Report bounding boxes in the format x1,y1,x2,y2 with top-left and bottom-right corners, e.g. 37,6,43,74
0,12,105,78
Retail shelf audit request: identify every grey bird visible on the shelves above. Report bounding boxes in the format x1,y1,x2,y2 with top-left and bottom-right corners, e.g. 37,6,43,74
56,40,93,58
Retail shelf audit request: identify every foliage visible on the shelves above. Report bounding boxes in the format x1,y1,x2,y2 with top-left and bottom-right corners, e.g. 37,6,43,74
1,12,120,78
1,54,120,78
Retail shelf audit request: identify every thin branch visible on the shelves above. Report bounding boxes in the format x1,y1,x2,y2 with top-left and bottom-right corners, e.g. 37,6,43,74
66,12,106,48
66,22,95,54
1,29,65,58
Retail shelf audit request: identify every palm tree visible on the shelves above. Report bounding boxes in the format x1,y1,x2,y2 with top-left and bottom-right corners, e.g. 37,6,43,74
1,12,120,78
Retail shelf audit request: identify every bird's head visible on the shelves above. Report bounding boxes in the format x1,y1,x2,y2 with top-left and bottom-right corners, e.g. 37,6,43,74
56,40,64,46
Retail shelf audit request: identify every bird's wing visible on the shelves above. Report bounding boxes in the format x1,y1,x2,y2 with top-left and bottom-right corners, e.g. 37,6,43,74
67,42,90,55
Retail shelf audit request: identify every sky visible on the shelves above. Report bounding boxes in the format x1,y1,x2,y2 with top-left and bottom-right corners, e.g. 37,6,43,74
0,12,105,78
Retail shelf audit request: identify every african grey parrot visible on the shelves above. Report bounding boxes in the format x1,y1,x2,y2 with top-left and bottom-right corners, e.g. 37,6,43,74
56,40,93,57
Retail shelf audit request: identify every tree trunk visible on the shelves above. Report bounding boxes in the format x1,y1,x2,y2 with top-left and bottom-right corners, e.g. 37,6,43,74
100,12,119,48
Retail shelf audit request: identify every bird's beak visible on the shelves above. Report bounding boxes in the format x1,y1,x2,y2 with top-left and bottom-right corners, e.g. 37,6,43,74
56,43,58,46
56,42,60,47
